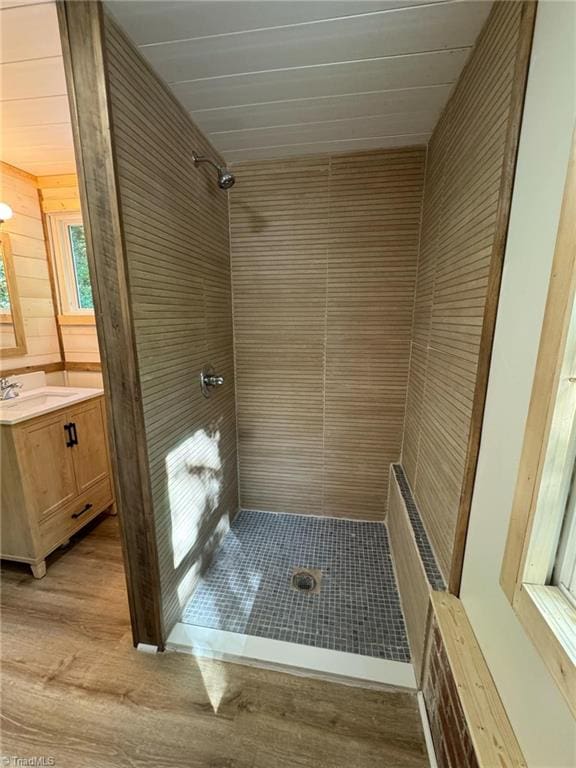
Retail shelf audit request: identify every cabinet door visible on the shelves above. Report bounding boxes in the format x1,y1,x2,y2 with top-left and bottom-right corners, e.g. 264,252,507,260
17,412,77,520
68,398,110,494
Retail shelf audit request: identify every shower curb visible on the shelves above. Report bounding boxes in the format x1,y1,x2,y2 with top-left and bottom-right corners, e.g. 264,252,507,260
167,622,417,691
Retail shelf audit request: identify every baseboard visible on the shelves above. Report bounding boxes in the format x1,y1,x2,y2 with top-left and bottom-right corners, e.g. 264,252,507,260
136,642,159,654
418,691,439,768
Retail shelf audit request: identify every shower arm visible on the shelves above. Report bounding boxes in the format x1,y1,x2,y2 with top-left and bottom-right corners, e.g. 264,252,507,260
192,151,235,189
192,152,221,172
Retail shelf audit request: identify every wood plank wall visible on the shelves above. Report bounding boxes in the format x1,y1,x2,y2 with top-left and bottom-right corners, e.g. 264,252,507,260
102,13,239,632
37,173,101,367
0,163,61,373
401,1,527,578
38,174,81,214
229,148,425,519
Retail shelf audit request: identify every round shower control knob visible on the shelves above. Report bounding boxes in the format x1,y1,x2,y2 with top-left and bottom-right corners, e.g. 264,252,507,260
205,374,224,387
200,366,224,398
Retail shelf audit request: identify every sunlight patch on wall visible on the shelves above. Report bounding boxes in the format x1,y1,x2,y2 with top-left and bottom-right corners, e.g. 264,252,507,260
176,514,231,611
166,428,223,569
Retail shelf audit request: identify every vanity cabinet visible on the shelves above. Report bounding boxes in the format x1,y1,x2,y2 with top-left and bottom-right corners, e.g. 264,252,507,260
1,395,114,578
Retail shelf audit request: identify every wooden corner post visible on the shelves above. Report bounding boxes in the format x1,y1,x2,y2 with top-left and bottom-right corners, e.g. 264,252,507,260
56,0,164,647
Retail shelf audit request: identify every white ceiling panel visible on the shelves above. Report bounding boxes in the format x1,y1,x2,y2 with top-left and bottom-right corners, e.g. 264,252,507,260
212,110,436,151
0,1,76,176
171,48,470,111
0,57,67,100
225,132,432,164
108,1,447,45
0,1,493,173
193,83,451,133
137,3,490,83
108,0,492,162
1,95,70,130
0,0,52,8
2,123,73,149
0,2,61,62
3,146,75,165
18,160,78,175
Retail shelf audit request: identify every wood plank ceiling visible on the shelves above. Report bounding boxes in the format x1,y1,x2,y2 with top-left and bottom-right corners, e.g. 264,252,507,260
107,0,492,162
0,0,76,176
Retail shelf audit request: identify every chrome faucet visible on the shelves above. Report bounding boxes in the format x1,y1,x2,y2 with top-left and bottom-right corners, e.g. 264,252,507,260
0,377,22,400
200,366,225,398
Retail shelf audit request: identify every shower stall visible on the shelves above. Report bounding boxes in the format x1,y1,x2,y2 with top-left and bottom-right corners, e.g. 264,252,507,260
175,146,425,678
61,0,534,687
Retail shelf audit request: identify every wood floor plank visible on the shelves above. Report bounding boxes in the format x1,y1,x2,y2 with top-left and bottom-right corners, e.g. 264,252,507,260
0,516,428,768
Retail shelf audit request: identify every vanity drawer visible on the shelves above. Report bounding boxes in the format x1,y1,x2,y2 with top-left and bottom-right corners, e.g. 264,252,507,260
39,478,113,553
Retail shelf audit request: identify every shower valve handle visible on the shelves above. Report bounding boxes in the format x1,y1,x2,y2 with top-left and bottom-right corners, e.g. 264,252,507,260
204,374,224,387
200,366,224,397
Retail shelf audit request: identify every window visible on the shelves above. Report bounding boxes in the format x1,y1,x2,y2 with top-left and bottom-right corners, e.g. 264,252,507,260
501,144,576,717
0,233,26,356
554,463,576,605
0,255,11,316
48,212,94,315
67,223,92,310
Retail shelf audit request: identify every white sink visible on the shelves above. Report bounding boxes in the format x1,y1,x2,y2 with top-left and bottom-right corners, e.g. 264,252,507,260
0,386,104,425
1,391,76,409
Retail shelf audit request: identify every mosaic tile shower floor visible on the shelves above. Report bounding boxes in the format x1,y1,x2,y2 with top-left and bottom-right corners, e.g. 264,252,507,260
181,510,410,662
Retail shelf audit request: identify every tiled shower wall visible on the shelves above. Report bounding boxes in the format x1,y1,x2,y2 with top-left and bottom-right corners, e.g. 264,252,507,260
229,148,425,519
103,14,239,632
401,0,528,578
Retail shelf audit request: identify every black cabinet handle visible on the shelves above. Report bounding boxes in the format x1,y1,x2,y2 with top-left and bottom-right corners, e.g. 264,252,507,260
64,422,78,447
64,423,74,447
71,503,93,520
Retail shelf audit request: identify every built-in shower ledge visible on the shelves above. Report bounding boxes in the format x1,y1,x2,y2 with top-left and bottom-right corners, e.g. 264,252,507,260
167,622,417,691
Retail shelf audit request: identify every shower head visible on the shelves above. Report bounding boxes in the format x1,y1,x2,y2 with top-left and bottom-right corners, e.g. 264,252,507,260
192,152,235,190
217,168,235,190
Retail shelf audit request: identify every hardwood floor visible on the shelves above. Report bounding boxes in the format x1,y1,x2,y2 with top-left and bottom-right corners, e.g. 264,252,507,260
0,515,429,768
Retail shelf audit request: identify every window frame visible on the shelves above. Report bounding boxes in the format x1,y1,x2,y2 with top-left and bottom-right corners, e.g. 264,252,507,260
501,138,576,717
553,462,576,605
0,232,27,357
47,211,94,317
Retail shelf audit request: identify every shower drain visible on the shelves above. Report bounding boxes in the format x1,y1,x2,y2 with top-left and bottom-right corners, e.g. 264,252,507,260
291,567,322,594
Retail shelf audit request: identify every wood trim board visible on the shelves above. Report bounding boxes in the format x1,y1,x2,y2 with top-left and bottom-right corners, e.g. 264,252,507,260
0,362,101,376
56,0,164,648
430,591,527,767
57,314,96,326
501,130,576,599
65,361,102,372
498,130,576,717
0,361,64,377
0,161,37,186
37,189,67,365
37,174,78,189
514,584,576,717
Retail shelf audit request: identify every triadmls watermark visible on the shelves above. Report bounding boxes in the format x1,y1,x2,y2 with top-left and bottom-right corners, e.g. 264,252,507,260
1,758,56,767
